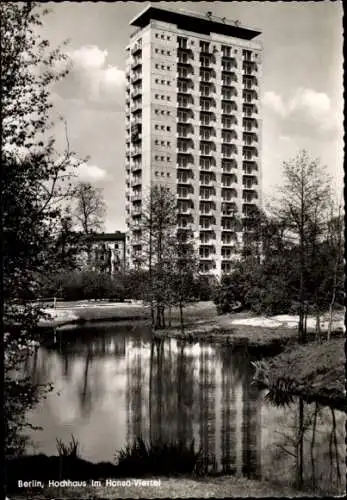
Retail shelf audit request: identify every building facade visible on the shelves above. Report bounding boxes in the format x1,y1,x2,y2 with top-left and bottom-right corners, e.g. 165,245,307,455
125,5,262,277
78,232,126,274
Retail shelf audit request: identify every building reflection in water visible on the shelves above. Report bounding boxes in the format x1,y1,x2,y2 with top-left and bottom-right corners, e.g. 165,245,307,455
25,328,345,494
124,337,262,476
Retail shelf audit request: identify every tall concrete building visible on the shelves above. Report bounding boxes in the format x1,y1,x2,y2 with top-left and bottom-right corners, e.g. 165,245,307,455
125,5,262,277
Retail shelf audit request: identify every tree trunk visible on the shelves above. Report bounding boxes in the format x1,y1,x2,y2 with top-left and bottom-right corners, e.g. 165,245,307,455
179,300,184,334
296,397,304,489
168,305,172,327
315,305,321,343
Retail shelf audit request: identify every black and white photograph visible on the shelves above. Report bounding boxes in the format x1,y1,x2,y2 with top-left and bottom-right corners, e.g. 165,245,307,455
3,1,345,498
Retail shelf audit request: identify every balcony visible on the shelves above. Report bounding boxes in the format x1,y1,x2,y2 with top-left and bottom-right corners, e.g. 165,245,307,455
177,177,193,186
131,177,142,188
221,150,237,160
177,71,194,82
131,104,142,114
131,73,142,84
131,163,142,173
242,61,258,74
131,192,142,202
131,148,142,158
177,55,193,66
243,146,258,159
221,55,237,66
131,59,142,71
243,161,258,173
131,42,142,56
177,191,192,200
131,87,142,99
243,89,258,101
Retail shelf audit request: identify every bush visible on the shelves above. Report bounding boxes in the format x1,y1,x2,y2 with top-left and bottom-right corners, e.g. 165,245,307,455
115,437,203,477
39,271,126,302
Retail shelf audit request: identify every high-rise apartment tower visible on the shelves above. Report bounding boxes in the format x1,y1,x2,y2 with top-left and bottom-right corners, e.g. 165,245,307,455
125,5,262,277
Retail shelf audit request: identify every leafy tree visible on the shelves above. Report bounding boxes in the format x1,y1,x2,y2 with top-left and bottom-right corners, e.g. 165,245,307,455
2,2,83,458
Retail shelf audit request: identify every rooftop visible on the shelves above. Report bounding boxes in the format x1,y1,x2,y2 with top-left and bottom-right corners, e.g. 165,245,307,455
86,232,126,242
130,5,261,40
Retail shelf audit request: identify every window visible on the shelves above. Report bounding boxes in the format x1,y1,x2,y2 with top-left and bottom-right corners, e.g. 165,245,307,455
161,34,164,39
167,126,171,131
161,110,165,115
155,94,159,99
155,49,159,54
155,156,158,160
161,140,165,146
155,79,159,83
167,141,171,146
167,172,170,177
167,36,170,40
167,81,171,86
167,65,170,70
155,64,159,69
161,65,165,69
155,124,159,130
167,96,170,101
161,156,164,161
155,139,159,145
155,171,159,176
161,172,164,176
161,125,165,130
167,111,170,115
161,50,165,55
161,95,164,100
161,79,165,84
167,51,171,55
167,156,170,162
155,34,158,38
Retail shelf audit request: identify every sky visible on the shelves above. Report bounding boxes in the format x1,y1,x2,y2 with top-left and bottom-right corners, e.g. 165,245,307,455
42,1,343,232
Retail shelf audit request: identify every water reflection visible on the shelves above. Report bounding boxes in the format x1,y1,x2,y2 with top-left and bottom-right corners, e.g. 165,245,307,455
24,325,345,495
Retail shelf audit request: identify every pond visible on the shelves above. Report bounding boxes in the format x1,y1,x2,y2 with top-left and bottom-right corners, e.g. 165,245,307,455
23,322,345,495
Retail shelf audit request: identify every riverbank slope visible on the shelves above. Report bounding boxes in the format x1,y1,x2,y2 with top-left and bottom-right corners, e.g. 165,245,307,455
253,337,346,411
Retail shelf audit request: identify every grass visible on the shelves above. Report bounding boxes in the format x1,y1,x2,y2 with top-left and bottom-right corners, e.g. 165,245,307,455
115,437,204,477
56,435,79,459
9,476,317,498
253,338,346,410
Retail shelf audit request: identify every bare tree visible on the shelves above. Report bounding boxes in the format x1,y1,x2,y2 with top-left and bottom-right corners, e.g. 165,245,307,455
325,203,344,340
73,182,106,235
137,185,199,330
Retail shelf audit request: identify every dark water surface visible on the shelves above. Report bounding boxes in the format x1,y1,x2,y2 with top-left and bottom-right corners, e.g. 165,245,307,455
24,322,345,495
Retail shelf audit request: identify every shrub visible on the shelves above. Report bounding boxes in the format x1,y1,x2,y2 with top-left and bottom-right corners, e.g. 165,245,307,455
115,437,203,477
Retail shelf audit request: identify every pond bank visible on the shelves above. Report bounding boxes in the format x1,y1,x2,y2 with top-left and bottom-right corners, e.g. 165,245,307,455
6,455,314,498
153,311,344,351
253,338,346,411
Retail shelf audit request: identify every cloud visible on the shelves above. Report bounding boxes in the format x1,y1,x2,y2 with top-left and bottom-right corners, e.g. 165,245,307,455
78,162,108,182
263,91,286,117
54,45,126,107
263,87,340,139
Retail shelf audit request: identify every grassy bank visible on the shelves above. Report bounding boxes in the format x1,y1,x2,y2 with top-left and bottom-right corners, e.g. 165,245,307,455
9,476,316,498
253,338,346,411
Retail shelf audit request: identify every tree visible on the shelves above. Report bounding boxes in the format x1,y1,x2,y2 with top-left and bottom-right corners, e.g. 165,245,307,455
73,182,106,235
136,185,199,330
2,2,83,458
276,150,331,343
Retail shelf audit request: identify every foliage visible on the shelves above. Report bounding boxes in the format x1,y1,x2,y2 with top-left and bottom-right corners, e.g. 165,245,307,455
2,2,83,457
115,437,203,477
39,270,126,301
